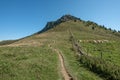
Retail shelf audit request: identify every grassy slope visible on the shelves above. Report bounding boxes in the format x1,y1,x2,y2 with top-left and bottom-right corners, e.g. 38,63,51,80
47,20,120,79
0,40,18,46
0,20,120,80
68,21,120,66
0,46,60,80
46,21,104,80
80,42,120,66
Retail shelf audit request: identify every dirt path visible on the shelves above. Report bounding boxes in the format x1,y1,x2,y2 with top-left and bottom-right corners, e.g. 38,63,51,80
48,43,73,80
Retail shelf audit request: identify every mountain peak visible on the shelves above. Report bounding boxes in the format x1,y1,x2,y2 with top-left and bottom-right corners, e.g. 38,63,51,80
37,14,81,33
59,14,80,22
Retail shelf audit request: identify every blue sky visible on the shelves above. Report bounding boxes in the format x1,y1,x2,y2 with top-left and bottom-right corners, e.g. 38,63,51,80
0,0,120,40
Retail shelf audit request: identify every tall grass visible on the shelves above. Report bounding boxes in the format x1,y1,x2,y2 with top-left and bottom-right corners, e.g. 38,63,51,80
0,46,60,80
79,55,120,80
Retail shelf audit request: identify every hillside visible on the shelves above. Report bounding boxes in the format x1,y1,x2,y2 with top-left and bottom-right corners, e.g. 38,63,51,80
0,15,120,80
